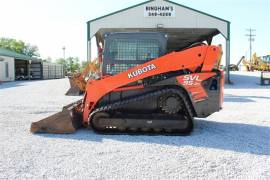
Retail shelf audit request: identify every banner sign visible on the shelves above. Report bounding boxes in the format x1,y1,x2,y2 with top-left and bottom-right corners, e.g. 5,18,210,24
144,5,175,17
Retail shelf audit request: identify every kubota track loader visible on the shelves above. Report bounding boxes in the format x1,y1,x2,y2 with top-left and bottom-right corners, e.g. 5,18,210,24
31,32,224,135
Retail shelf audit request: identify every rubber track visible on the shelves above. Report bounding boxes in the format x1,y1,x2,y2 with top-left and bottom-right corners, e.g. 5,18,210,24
89,88,194,135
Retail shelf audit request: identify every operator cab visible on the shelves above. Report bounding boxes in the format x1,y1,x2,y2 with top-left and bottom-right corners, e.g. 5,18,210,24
102,32,167,76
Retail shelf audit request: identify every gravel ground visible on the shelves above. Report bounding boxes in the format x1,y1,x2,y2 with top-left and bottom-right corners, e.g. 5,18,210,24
0,72,269,180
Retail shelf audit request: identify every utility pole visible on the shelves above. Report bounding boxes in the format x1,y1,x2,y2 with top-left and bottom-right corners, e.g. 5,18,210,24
245,28,256,61
62,46,66,60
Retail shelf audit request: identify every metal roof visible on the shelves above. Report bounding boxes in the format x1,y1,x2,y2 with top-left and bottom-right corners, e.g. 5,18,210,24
87,0,230,24
86,0,230,41
0,48,39,61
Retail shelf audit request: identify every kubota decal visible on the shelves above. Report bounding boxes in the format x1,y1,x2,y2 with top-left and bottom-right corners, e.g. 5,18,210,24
128,64,156,78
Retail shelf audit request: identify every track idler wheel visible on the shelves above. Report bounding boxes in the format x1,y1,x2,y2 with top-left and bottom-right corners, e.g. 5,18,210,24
91,112,110,131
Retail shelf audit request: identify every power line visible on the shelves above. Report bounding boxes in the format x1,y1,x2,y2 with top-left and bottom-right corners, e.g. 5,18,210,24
245,28,256,61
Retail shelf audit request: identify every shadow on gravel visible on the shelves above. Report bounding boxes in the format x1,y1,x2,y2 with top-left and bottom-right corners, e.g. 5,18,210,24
0,80,44,90
226,73,270,89
0,79,67,90
0,81,26,89
224,94,270,102
37,119,270,155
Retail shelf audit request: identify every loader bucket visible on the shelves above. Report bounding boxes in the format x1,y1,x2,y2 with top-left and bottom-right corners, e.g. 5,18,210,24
65,77,84,96
30,107,82,134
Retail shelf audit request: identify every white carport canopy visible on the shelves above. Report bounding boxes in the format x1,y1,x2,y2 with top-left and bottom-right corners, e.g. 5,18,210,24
87,0,231,82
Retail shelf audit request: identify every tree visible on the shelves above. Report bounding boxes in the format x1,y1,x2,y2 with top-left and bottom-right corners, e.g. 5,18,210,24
0,37,40,57
66,57,80,73
81,61,89,70
55,57,81,75
43,57,52,63
55,58,68,75
23,44,40,57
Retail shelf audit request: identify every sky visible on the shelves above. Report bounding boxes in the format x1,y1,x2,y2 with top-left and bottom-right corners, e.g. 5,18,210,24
0,0,269,64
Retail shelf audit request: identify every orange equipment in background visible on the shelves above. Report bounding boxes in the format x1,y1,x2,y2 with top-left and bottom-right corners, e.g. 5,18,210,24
65,59,100,96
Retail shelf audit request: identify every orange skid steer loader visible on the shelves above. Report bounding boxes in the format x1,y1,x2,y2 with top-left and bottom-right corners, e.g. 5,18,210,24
31,32,224,135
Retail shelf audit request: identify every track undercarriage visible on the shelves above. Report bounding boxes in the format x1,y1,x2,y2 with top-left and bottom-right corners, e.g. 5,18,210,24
90,88,194,135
